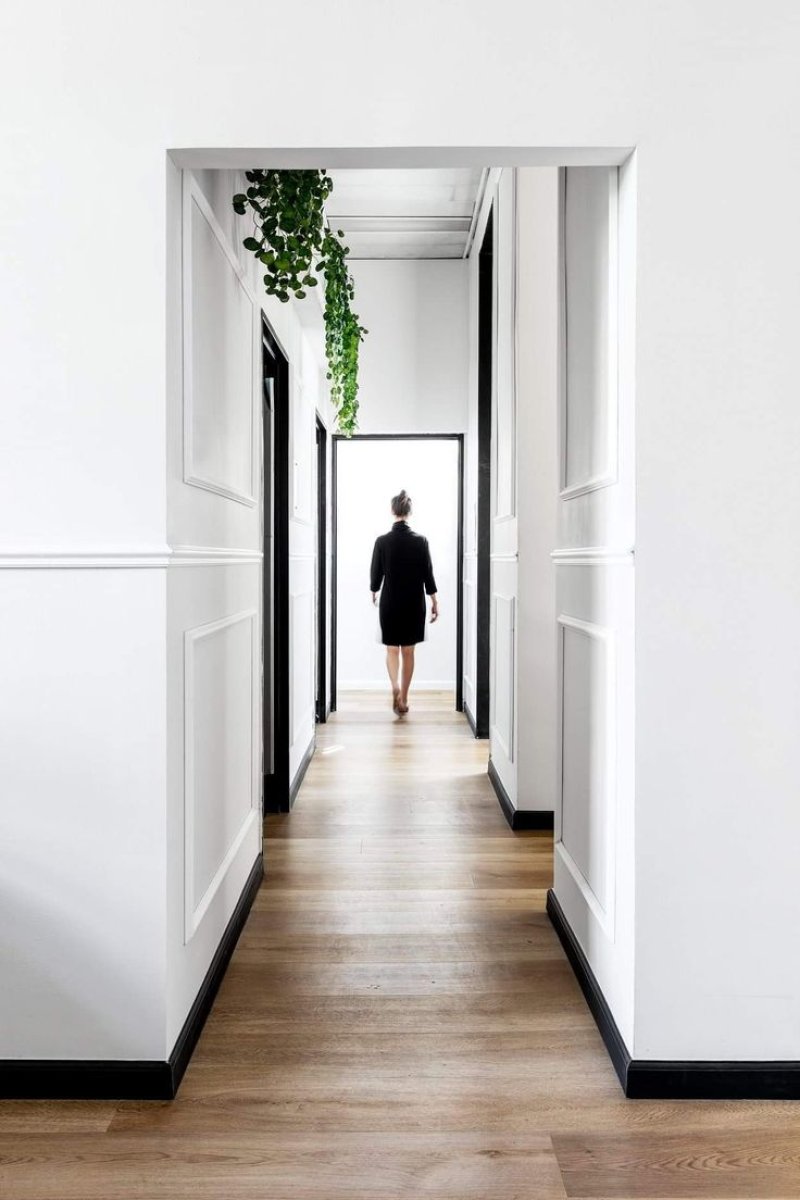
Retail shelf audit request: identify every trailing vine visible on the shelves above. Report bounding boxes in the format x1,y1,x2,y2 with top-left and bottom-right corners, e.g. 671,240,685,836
233,169,366,435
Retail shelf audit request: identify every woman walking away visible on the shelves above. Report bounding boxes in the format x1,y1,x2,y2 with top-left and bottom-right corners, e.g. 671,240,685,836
370,489,439,716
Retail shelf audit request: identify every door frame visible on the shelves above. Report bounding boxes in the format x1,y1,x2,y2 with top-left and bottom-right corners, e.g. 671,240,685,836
315,414,328,724
473,205,494,738
331,432,464,712
262,315,291,812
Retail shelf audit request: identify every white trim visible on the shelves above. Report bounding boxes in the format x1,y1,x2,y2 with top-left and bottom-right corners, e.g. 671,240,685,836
0,547,171,569
170,545,263,566
182,172,258,509
184,608,258,942
0,545,263,569
556,614,617,938
551,546,634,566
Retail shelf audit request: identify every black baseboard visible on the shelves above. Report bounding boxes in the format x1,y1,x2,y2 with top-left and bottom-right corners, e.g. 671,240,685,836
546,888,630,1091
464,702,483,739
264,737,316,813
464,702,489,739
487,759,554,830
0,854,264,1101
547,888,800,1100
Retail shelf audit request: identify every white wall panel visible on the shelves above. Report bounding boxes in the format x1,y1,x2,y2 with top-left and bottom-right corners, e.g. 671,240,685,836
462,565,477,714
184,609,258,939
491,593,515,762
289,560,315,779
515,168,560,817
562,168,618,497
489,170,519,803
494,171,517,528
184,180,256,506
559,615,615,925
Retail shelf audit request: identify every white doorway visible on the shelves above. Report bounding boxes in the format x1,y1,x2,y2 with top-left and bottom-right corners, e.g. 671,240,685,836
334,436,462,698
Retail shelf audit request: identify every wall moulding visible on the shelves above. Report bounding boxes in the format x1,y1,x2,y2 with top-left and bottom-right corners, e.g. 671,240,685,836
558,166,620,502
0,546,263,568
551,546,634,566
490,593,516,763
556,613,617,936
183,607,259,942
182,173,258,509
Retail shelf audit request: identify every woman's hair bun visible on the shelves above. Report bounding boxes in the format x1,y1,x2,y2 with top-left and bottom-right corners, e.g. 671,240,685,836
391,489,412,517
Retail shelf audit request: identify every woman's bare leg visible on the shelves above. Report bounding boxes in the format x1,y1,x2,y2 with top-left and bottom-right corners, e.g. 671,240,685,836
399,645,415,709
386,646,401,708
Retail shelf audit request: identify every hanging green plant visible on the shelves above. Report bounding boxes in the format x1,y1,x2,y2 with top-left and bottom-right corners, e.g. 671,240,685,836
233,169,366,435
319,230,368,437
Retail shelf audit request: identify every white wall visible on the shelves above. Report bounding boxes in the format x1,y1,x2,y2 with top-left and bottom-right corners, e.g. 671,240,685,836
336,439,459,689
348,260,469,434
0,571,167,1058
3,0,800,1067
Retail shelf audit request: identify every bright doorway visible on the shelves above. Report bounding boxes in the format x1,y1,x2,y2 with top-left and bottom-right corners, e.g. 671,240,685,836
332,434,463,707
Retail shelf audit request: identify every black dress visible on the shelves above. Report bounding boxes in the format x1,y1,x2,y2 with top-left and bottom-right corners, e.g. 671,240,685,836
370,522,438,646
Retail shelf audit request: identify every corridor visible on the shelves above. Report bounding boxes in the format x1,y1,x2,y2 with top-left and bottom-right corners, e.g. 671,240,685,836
3,694,800,1198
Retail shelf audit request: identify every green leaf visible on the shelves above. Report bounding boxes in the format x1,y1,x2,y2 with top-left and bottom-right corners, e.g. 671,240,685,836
243,237,260,252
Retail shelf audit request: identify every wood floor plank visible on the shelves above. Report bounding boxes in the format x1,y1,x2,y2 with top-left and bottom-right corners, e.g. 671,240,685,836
5,691,800,1197
0,1132,567,1200
552,1130,800,1197
0,1103,116,1134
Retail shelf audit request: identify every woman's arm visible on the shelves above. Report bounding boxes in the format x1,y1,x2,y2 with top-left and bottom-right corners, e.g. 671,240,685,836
370,538,384,601
423,540,438,621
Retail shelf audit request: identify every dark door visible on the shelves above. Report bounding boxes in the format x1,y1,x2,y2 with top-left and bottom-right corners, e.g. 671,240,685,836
315,416,328,723
474,208,493,738
262,319,291,811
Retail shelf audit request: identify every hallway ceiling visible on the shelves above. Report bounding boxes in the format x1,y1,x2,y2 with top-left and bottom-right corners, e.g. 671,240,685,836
325,168,486,260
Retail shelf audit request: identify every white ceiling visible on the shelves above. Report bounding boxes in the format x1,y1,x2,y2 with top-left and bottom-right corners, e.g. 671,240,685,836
324,168,485,260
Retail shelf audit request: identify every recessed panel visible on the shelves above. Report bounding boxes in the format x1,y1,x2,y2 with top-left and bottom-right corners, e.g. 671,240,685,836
186,612,254,924
291,588,314,745
492,594,515,761
187,195,254,503
560,619,613,911
494,171,517,520
563,167,616,494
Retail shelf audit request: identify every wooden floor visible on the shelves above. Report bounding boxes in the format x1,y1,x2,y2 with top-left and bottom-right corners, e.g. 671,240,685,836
2,691,800,1198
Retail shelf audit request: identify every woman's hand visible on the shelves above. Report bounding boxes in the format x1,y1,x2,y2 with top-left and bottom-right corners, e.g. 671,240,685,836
371,592,378,606
430,596,439,623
